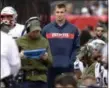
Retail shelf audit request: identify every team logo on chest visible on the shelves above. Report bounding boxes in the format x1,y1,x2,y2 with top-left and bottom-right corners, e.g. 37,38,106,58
46,33,74,39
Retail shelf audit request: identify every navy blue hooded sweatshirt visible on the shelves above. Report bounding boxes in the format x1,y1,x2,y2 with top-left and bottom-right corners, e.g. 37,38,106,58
42,21,80,68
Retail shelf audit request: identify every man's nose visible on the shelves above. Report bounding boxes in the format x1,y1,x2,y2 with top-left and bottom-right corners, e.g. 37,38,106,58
57,12,61,15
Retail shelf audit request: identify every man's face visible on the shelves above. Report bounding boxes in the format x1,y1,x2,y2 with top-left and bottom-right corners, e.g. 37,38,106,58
66,4,73,14
55,84,75,88
95,27,104,37
92,49,102,62
28,30,40,39
55,7,66,22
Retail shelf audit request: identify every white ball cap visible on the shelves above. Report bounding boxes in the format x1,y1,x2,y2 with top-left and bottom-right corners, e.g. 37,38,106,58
1,6,17,18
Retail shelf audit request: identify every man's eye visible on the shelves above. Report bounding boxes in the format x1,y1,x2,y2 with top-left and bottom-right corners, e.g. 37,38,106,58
56,11,59,13
56,11,64,13
61,12,64,13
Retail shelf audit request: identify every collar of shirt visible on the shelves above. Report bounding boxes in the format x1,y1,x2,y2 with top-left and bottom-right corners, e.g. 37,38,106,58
53,20,68,29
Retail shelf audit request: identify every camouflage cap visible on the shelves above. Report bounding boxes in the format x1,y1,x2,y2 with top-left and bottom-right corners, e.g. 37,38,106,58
76,45,93,60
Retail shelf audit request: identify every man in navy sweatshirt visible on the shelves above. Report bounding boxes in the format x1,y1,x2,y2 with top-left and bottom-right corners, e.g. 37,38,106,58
42,3,80,88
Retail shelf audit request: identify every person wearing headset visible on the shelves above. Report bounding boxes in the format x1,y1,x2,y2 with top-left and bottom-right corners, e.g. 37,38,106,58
16,17,52,88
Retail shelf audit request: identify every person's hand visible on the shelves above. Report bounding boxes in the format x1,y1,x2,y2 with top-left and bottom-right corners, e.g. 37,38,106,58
40,52,48,61
20,50,26,58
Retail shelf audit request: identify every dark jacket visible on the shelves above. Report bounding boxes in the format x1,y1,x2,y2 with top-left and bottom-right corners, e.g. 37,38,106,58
42,21,80,68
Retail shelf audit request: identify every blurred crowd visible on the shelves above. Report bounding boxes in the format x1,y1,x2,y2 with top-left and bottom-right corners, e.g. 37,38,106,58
80,0,108,16
51,0,108,16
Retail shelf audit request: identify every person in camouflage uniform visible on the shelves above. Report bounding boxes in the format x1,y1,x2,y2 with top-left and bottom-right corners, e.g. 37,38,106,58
88,39,106,86
75,39,106,87
16,17,52,88
74,41,97,84
74,43,95,86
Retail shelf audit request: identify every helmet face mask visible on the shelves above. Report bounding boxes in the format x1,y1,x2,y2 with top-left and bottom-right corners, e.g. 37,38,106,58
0,14,13,26
0,6,17,27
